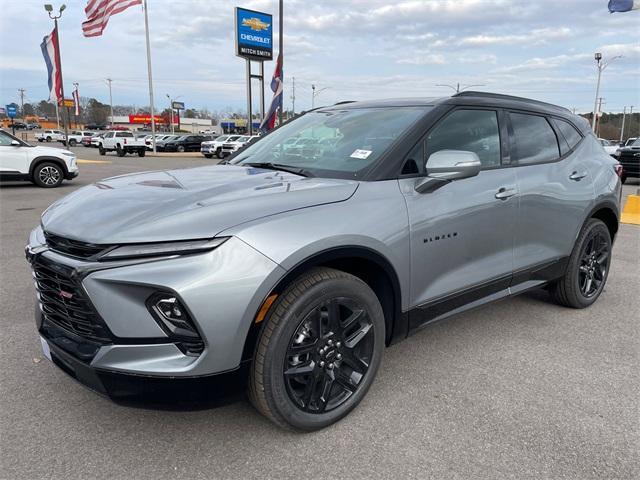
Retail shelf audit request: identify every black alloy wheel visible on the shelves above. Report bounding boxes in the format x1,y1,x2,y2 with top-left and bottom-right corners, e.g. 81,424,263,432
577,229,610,299
249,267,384,431
283,297,374,414
552,218,612,308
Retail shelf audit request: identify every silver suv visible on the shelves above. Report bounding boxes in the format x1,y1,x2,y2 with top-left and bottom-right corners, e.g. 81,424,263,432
27,92,621,431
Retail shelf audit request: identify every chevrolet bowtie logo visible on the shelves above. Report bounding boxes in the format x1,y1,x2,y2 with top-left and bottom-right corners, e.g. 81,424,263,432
59,290,74,299
242,17,270,31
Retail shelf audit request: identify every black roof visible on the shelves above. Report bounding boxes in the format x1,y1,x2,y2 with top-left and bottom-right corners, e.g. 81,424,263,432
326,91,574,119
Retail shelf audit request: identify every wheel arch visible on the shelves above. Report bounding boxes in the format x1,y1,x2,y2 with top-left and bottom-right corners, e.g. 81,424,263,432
29,156,69,179
241,246,407,362
585,201,619,242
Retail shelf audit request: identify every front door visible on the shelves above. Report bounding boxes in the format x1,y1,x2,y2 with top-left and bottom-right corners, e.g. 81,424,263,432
0,130,28,173
398,108,517,328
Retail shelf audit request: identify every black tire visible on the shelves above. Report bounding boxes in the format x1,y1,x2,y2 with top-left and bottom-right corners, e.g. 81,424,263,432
177,145,186,153
249,267,385,431
116,145,126,157
98,145,106,156
46,136,52,142
69,139,77,147
551,218,612,308
204,154,212,159
137,149,146,157
217,149,224,159
33,162,64,188
620,174,627,184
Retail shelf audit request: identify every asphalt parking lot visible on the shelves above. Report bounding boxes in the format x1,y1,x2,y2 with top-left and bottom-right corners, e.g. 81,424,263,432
1,144,638,479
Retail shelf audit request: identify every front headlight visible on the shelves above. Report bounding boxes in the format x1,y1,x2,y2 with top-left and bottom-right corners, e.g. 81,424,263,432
100,237,229,260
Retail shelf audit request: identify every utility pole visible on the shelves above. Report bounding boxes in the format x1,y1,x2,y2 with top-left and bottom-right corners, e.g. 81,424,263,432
105,78,114,127
166,94,174,134
291,76,296,116
620,106,627,144
18,88,25,121
311,84,315,109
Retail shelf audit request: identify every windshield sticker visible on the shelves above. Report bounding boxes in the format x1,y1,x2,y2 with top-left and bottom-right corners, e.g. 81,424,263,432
350,149,372,159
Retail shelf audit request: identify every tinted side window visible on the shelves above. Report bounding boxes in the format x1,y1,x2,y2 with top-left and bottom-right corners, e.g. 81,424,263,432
425,109,501,168
0,130,16,146
509,113,560,165
552,118,582,150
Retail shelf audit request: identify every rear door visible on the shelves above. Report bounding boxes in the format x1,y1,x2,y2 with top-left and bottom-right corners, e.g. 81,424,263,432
509,112,594,283
398,108,517,327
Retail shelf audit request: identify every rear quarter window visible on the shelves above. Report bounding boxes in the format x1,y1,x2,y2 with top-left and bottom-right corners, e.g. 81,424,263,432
552,118,583,152
509,112,560,165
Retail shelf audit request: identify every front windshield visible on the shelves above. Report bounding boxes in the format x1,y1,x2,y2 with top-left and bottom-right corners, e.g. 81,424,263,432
234,107,427,178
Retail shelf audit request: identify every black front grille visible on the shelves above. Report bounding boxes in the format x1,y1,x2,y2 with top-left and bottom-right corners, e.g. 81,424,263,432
44,231,109,259
33,258,112,343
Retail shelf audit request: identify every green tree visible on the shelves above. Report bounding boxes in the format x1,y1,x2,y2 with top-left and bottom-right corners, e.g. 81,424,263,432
85,98,110,125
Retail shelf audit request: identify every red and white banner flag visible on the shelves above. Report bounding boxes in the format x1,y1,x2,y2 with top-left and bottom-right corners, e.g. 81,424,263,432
40,28,62,103
82,0,142,37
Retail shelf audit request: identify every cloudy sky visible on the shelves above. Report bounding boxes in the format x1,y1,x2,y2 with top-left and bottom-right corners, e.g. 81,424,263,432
0,0,638,115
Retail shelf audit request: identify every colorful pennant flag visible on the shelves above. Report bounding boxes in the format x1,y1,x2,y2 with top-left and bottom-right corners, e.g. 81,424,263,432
260,53,283,132
40,28,62,103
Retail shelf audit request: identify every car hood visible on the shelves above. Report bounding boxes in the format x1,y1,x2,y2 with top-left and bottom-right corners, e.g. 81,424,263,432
41,165,358,244
32,145,73,157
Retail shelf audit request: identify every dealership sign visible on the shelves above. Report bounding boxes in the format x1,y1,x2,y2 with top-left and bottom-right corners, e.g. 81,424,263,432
129,114,165,124
5,105,17,118
235,7,273,60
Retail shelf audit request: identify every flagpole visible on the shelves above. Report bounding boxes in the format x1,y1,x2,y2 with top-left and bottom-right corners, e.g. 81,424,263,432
278,0,283,126
143,0,156,152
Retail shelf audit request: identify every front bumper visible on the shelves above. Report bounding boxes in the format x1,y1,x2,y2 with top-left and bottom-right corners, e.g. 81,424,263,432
65,170,79,180
27,229,284,381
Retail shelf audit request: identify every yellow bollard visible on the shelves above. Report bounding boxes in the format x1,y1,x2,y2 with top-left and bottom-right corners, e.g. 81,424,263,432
620,194,640,225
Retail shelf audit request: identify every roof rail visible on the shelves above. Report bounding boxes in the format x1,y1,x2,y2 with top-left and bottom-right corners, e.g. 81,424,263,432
333,100,356,106
453,91,572,113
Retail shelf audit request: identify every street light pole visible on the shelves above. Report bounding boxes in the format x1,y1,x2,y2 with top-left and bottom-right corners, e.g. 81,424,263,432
45,4,69,147
311,85,329,109
591,53,622,132
72,82,78,128
436,83,485,94
166,94,174,134
106,78,114,127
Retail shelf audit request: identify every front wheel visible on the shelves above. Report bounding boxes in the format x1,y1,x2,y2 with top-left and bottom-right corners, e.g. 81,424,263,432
68,139,77,147
217,149,224,159
249,267,385,431
204,154,212,159
98,145,106,155
46,136,52,142
551,218,612,308
177,145,185,153
33,162,63,188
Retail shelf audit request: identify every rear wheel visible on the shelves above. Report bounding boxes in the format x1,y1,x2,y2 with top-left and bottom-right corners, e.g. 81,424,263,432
68,139,77,147
177,145,186,153
46,136,52,142
552,218,611,308
33,162,63,188
137,149,146,157
249,267,385,431
98,145,106,155
204,154,212,159
217,149,224,159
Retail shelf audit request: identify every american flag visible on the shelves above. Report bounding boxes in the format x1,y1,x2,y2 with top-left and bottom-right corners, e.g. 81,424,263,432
82,0,142,37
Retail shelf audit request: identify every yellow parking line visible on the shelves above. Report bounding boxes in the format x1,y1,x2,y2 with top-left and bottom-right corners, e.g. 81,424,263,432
77,159,112,164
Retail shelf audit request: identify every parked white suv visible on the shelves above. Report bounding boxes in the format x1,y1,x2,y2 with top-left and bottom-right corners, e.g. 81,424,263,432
0,129,78,187
36,129,65,143
200,135,239,158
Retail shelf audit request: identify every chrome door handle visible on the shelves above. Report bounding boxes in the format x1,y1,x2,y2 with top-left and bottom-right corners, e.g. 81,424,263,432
495,187,516,200
569,171,588,181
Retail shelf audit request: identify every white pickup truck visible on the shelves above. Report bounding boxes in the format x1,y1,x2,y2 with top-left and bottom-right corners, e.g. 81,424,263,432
61,130,95,147
35,129,65,143
98,131,147,157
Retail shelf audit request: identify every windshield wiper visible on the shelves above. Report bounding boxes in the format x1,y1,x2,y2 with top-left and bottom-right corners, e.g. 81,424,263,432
244,162,314,178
